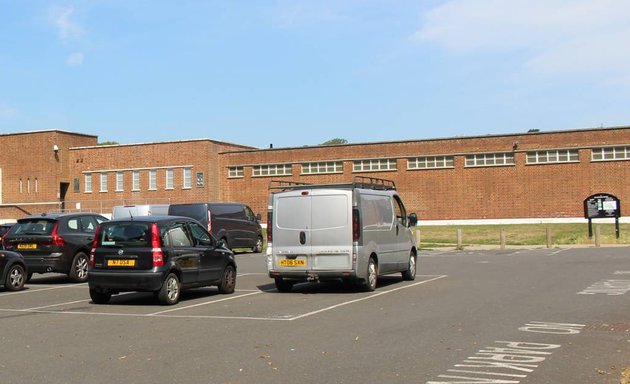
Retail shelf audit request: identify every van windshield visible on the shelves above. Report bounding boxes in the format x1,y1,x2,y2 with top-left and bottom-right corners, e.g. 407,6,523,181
99,223,151,247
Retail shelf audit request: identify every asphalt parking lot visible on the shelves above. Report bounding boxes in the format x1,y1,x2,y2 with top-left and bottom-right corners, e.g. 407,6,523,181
1,247,629,384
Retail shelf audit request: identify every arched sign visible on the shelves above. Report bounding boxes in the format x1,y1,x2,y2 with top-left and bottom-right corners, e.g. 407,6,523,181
583,193,620,239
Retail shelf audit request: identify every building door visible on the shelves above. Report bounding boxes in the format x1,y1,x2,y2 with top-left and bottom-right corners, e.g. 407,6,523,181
60,182,69,211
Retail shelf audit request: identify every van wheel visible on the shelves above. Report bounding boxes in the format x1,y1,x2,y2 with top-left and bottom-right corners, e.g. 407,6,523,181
253,236,263,253
274,277,294,292
218,264,236,294
90,289,111,304
158,273,180,305
5,264,26,291
69,252,89,283
363,257,378,292
402,252,417,281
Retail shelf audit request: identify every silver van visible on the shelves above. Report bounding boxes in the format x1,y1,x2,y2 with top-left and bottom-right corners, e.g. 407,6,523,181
266,177,418,292
111,204,170,220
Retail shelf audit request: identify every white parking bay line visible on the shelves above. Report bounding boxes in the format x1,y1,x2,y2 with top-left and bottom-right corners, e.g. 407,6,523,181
148,291,265,316
288,275,448,321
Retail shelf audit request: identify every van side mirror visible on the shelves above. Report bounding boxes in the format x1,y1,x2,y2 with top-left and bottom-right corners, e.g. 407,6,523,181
255,213,261,222
407,213,418,227
216,239,226,249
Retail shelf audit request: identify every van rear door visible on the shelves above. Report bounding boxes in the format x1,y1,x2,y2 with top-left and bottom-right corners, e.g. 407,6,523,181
273,189,352,271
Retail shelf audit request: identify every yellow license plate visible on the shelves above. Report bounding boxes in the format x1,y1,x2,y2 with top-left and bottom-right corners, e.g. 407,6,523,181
17,243,37,250
107,259,136,267
279,259,306,267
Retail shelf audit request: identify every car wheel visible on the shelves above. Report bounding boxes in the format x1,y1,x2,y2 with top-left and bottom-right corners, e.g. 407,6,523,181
218,264,236,294
89,289,111,304
158,273,180,305
363,257,378,292
253,236,263,253
274,277,294,292
402,251,417,281
69,252,89,283
5,264,26,291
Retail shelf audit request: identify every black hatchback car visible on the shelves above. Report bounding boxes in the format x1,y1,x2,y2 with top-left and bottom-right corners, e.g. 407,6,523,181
0,250,27,291
88,216,236,305
2,213,108,283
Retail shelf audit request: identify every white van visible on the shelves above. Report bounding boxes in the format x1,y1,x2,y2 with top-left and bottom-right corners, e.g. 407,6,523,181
266,177,418,292
111,204,170,220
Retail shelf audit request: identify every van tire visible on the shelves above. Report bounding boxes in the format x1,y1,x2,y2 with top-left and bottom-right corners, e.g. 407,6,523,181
363,257,378,292
253,236,263,253
402,251,417,281
90,289,111,304
69,252,89,283
218,264,236,294
274,277,294,292
158,273,180,305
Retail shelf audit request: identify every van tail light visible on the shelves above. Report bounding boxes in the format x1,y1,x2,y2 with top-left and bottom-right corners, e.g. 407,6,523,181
151,223,164,267
266,211,273,242
51,224,65,247
207,210,212,233
352,209,360,242
89,224,102,267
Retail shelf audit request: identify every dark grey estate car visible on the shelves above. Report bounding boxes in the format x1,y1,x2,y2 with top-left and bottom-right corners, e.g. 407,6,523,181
2,213,108,283
88,215,236,305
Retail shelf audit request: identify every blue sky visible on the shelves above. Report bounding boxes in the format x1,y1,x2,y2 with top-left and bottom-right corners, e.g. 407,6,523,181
2,0,630,148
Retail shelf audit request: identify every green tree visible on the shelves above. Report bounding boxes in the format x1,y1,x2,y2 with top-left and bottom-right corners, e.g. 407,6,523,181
320,138,348,145
98,141,119,145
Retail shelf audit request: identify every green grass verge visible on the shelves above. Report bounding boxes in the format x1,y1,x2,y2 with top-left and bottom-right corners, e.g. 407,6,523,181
416,223,630,248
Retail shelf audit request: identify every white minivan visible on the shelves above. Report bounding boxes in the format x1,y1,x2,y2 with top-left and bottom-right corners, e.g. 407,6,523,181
266,177,418,292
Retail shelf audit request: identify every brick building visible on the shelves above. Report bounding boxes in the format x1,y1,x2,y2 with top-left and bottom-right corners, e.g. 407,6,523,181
1,126,628,223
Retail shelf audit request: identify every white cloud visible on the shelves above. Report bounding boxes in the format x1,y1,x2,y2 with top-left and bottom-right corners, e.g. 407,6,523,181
50,5,84,40
67,52,85,67
411,0,630,80
0,104,17,119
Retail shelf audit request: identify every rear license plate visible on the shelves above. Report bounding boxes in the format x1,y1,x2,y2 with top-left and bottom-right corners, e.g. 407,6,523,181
107,259,136,267
17,243,37,250
279,259,306,267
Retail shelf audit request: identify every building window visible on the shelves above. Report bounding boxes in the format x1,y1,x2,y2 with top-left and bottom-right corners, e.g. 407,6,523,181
100,172,108,192
132,171,140,191
301,161,343,175
252,164,292,177
73,178,80,193
465,153,515,167
353,158,397,172
27,178,30,193
228,166,244,178
408,156,454,170
526,149,579,164
183,168,192,188
592,146,630,161
85,173,92,193
196,172,205,187
35,178,38,193
116,172,124,192
165,169,174,189
149,169,157,190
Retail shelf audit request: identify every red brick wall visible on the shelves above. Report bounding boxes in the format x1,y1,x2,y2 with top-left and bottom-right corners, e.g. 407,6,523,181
220,128,630,220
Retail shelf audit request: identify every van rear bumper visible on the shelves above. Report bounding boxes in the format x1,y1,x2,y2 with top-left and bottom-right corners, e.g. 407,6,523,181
268,270,358,281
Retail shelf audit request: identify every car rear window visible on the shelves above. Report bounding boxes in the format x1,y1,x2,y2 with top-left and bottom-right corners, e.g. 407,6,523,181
11,219,56,235
99,222,151,247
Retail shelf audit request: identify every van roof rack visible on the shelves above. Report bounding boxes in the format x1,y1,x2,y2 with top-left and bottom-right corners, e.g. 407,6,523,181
268,180,312,191
268,177,396,192
352,176,396,190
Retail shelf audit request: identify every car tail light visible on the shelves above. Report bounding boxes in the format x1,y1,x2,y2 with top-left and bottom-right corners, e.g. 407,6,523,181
89,225,102,267
151,223,164,267
51,223,65,247
207,210,212,233
267,211,273,242
352,209,360,242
